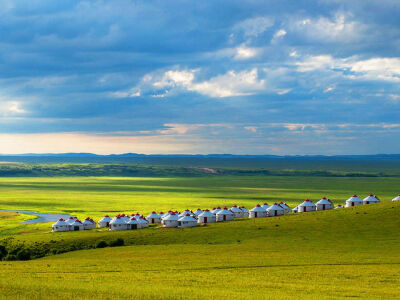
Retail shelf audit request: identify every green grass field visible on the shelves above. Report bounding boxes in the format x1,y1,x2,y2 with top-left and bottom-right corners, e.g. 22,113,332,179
0,175,400,299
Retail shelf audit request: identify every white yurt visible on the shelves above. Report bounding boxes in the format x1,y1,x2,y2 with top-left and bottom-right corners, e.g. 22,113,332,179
193,209,203,217
240,206,249,217
98,215,111,228
292,205,299,213
363,194,379,205
210,207,217,214
146,211,161,224
316,197,334,211
82,218,94,230
392,194,400,201
230,205,243,217
158,212,165,219
69,219,84,231
197,209,217,223
279,202,292,214
267,203,285,216
127,217,140,230
261,203,270,210
121,214,130,222
177,213,197,228
345,195,363,207
109,217,127,231
298,199,316,213
52,218,69,232
335,204,344,209
162,212,179,228
249,204,267,218
161,211,171,220
216,207,235,222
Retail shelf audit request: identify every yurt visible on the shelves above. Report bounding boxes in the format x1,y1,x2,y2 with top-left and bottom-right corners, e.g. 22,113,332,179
230,205,243,217
89,218,96,229
345,195,363,207
392,194,400,201
161,212,179,228
279,202,292,214
82,218,94,230
363,194,379,205
249,204,267,218
335,204,344,209
210,207,217,214
99,215,111,228
240,206,249,217
197,209,217,223
297,199,316,213
127,217,140,230
316,197,334,211
261,203,270,210
194,209,203,217
177,213,197,228
69,219,84,231
52,218,69,232
109,216,127,231
216,207,235,222
161,211,171,220
267,203,285,216
146,211,161,224
159,212,165,219
292,206,299,213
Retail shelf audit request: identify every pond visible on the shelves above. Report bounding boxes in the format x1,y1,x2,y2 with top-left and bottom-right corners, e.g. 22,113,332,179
0,210,72,224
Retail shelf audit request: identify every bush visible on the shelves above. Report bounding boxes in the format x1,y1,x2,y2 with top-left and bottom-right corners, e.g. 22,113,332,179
4,254,17,261
16,249,31,261
109,238,124,247
0,245,7,260
95,240,108,248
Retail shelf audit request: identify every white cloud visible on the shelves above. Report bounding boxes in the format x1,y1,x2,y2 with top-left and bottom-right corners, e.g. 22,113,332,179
234,46,259,60
290,12,364,43
0,100,27,116
295,55,336,72
344,57,400,82
132,68,266,98
244,126,258,133
233,16,274,37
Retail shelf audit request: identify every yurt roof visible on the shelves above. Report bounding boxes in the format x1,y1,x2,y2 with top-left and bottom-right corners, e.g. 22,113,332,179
363,194,378,201
299,199,316,207
100,216,111,221
178,214,197,222
250,204,267,212
392,194,400,201
127,217,139,224
267,203,285,211
194,209,203,214
230,206,242,212
163,212,179,220
71,219,83,225
112,217,127,225
147,212,160,218
216,208,234,215
53,218,68,226
316,197,332,205
82,219,93,225
199,210,215,217
346,195,363,202
240,206,249,212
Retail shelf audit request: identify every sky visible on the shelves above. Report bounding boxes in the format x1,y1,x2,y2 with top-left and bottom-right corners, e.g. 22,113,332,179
0,0,399,155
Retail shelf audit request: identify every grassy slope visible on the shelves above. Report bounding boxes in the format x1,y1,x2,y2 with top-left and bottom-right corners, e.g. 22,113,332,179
0,201,400,299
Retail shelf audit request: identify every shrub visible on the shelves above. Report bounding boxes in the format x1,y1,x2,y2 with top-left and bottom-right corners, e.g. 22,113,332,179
109,238,124,247
16,249,31,261
4,254,17,261
95,240,108,248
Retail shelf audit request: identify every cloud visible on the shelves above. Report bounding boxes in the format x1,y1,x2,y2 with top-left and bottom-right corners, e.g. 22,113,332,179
233,16,274,38
129,67,267,98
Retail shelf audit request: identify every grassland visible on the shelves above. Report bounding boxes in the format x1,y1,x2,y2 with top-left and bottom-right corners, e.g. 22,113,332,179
0,173,399,299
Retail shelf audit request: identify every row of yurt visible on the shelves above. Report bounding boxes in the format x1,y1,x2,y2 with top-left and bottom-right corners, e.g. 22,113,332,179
109,215,150,231
52,217,96,232
345,194,380,207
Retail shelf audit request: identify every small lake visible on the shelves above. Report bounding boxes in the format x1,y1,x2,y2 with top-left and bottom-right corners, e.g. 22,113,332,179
0,210,72,224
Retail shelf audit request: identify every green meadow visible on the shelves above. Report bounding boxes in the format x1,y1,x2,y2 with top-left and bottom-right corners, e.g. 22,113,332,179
0,172,400,299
